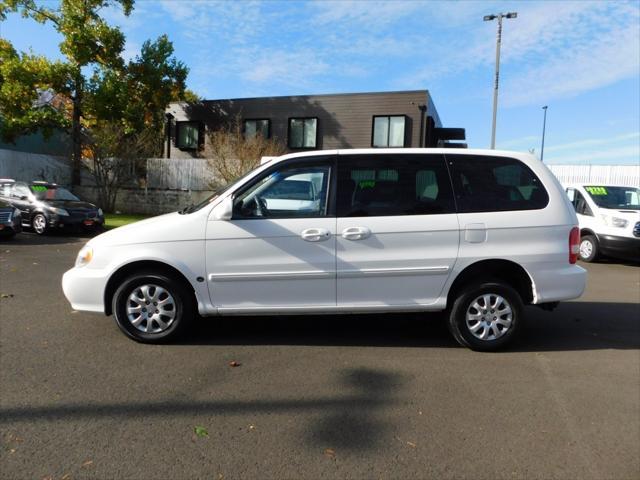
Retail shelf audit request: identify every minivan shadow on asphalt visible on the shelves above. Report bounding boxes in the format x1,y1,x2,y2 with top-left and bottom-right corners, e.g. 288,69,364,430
178,301,639,352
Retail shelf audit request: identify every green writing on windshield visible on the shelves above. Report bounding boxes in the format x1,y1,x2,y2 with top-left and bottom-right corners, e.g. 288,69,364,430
585,186,608,195
31,185,48,192
359,180,376,189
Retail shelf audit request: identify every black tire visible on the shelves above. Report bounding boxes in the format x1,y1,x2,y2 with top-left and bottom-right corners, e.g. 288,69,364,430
31,213,48,235
447,281,524,352
578,235,599,263
112,271,195,343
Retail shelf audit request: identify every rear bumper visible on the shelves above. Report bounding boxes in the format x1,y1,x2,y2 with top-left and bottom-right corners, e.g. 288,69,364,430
529,263,587,304
598,234,640,259
62,266,108,313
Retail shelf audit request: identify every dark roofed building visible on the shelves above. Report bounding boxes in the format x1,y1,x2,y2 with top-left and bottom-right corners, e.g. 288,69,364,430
164,90,466,159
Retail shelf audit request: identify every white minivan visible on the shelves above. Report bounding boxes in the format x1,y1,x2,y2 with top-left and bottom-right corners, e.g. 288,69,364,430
63,149,586,351
565,184,640,262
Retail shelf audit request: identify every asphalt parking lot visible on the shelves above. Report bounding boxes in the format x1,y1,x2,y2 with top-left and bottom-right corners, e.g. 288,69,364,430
1,232,639,480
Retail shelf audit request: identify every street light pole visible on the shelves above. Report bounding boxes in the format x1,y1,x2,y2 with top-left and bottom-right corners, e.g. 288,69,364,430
540,105,548,162
484,12,517,149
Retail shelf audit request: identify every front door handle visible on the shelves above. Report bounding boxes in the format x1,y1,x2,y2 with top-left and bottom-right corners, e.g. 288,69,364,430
341,226,371,241
301,228,331,242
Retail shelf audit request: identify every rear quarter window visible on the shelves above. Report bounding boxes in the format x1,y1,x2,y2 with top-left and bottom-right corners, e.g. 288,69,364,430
447,155,549,213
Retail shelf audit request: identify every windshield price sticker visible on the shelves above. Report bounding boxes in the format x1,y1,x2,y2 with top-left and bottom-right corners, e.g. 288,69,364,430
31,185,49,192
585,186,608,195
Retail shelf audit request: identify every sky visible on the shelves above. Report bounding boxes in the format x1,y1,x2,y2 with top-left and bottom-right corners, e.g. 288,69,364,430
1,0,639,165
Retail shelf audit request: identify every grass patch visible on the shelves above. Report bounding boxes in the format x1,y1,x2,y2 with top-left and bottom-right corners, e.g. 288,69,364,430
104,213,150,230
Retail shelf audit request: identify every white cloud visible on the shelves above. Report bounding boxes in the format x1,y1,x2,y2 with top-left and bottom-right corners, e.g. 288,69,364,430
498,131,640,164
398,1,640,107
545,132,640,153
310,0,422,28
545,145,640,164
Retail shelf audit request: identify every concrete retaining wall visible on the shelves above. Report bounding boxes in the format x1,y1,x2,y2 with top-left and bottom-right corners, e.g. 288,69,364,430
74,186,213,215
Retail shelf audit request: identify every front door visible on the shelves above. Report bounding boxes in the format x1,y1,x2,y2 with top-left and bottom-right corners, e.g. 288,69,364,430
205,157,336,312
335,153,459,308
10,183,34,224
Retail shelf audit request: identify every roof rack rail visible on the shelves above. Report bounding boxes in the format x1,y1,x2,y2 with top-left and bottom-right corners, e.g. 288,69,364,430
31,180,57,186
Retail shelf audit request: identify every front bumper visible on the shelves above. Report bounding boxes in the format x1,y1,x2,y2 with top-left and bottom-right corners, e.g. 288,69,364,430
50,214,104,229
598,234,640,260
0,219,22,235
62,266,109,313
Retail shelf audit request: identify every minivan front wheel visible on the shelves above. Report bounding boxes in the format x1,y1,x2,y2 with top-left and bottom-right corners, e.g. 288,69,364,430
112,272,194,343
448,282,523,351
579,235,599,262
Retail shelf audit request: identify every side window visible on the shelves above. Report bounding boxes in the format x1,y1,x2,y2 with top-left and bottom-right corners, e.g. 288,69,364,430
337,154,455,217
288,118,318,149
12,184,31,199
448,155,549,213
574,191,593,216
233,161,331,219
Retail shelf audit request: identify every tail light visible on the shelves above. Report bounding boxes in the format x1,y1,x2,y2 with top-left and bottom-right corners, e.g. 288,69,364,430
569,227,580,264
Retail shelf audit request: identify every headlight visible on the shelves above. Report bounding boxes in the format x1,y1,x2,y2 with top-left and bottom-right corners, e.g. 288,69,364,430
75,245,93,267
601,214,628,228
49,207,69,216
98,208,103,216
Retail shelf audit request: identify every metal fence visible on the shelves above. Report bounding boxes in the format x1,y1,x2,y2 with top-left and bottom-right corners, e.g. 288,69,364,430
547,164,639,187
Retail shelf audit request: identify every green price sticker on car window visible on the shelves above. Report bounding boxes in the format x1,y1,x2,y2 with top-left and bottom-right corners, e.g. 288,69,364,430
585,186,607,195
359,180,376,189
31,185,48,192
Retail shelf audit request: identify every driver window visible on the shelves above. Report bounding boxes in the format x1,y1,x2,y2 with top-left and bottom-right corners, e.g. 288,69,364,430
233,163,331,219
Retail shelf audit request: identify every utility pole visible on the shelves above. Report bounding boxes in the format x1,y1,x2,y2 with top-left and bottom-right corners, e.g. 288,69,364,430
540,106,548,162
484,12,517,149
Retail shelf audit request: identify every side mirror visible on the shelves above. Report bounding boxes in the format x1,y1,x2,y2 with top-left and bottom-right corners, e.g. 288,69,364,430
211,195,233,221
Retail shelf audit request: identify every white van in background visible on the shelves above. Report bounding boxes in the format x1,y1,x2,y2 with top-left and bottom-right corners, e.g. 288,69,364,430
565,184,640,262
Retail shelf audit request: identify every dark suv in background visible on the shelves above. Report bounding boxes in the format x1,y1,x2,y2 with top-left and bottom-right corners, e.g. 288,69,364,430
0,180,104,235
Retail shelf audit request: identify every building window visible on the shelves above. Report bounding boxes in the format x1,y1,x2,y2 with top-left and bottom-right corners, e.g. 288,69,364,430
176,121,201,150
288,117,318,149
372,115,406,148
244,119,270,138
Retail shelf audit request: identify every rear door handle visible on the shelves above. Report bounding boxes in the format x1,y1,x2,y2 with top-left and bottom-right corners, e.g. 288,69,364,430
341,226,371,241
301,228,331,242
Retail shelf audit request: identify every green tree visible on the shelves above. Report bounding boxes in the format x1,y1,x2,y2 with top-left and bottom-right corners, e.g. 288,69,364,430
1,0,134,184
87,34,188,152
0,38,71,139
1,1,192,190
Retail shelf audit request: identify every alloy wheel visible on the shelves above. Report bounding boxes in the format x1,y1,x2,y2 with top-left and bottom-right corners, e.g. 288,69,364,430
126,284,177,333
33,214,46,234
465,293,513,341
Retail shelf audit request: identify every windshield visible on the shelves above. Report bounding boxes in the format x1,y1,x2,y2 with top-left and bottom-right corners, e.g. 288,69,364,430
584,186,640,210
30,185,80,201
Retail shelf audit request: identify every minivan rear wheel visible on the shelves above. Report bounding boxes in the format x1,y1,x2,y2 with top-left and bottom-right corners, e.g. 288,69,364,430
448,282,523,351
112,272,194,343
